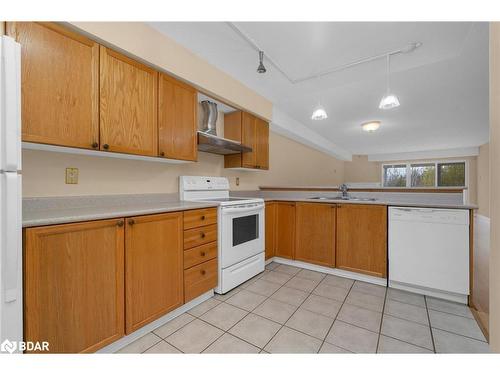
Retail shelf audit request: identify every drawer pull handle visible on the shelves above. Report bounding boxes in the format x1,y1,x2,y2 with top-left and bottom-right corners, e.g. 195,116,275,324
201,215,206,220
128,219,135,225
160,151,165,157
200,251,206,256
201,270,206,275
201,232,206,238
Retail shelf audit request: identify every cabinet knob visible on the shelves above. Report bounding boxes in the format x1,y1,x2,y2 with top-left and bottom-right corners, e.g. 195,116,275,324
103,144,109,150
128,219,135,225
116,220,124,227
201,269,206,275
160,151,165,157
91,142,98,149
201,215,206,220
200,251,206,257
200,232,206,238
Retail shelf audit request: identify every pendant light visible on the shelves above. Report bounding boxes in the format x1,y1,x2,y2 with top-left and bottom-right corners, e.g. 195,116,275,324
379,54,400,110
311,103,328,120
311,74,328,120
257,51,266,74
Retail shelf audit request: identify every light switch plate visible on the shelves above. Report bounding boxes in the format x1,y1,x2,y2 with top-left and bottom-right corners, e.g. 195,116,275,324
65,168,79,184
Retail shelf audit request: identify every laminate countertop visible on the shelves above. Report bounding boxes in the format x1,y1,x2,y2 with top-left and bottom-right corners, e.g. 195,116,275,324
22,194,219,228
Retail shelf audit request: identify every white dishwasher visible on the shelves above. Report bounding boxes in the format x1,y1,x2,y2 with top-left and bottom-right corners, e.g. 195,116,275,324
388,206,470,304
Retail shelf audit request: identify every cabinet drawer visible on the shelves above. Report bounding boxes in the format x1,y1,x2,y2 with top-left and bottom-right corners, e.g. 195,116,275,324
184,241,218,269
184,259,218,302
184,224,217,249
183,208,217,230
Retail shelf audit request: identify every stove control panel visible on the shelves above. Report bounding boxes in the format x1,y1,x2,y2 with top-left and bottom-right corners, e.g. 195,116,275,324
180,176,230,191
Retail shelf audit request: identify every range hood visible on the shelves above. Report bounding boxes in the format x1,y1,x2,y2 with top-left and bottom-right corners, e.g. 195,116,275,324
197,99,252,155
197,131,252,155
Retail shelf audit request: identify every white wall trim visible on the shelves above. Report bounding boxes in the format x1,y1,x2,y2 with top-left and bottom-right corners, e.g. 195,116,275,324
268,257,387,286
97,290,213,353
368,146,480,162
271,107,352,161
22,142,192,165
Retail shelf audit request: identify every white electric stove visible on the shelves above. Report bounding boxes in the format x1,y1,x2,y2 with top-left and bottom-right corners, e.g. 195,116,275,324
180,176,265,294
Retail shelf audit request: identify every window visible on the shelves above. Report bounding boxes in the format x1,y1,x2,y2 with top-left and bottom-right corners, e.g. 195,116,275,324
383,165,407,187
437,162,466,187
410,163,435,187
382,160,466,188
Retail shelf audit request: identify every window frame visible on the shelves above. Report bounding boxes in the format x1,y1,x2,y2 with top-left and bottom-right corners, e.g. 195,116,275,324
381,159,468,188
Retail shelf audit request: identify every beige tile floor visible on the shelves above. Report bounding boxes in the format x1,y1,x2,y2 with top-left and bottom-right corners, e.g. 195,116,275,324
117,262,489,354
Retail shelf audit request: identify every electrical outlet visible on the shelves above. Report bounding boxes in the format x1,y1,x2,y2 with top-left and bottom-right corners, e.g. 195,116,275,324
236,177,240,186
65,168,79,184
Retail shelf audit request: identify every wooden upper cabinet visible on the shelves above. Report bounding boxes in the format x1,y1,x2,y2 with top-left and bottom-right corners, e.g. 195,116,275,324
99,46,158,156
295,203,336,267
125,212,183,334
241,112,257,168
255,117,270,170
265,202,277,260
275,202,296,259
7,22,99,149
224,111,269,169
158,74,198,161
23,219,125,353
336,204,388,278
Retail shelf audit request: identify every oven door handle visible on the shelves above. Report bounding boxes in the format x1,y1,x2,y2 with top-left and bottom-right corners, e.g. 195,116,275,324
221,203,264,214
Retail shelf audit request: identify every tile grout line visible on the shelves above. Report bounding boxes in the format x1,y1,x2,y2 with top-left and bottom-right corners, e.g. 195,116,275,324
375,288,388,353
259,268,327,352
424,296,437,353
318,279,356,353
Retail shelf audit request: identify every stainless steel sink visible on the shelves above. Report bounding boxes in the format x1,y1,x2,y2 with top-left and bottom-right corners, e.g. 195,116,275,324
309,196,377,202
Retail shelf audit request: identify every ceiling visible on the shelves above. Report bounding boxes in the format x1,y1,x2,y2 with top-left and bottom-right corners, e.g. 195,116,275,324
149,22,489,157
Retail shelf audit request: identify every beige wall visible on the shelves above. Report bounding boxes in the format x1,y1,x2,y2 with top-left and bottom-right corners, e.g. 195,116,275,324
69,22,272,122
22,131,344,197
477,143,490,217
344,155,381,183
489,22,500,352
344,154,478,203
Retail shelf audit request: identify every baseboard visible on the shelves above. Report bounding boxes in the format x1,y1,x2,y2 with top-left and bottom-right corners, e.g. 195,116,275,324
97,290,214,353
389,280,468,304
470,303,490,342
267,257,387,286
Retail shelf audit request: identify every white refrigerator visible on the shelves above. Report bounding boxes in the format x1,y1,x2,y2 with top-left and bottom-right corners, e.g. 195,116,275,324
0,35,23,346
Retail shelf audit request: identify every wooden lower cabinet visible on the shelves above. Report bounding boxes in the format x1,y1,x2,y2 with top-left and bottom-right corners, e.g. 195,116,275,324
184,258,218,302
265,202,277,260
275,202,296,259
295,203,336,267
336,204,388,278
125,212,183,334
23,219,125,353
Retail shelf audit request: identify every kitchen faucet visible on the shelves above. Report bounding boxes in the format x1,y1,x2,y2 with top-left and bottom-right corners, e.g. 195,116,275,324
339,183,349,198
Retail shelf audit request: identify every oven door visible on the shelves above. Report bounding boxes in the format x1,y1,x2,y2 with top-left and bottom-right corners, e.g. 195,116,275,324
220,202,265,268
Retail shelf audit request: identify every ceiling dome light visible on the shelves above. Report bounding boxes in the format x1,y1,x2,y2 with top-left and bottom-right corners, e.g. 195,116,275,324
379,54,400,110
362,121,381,132
311,104,328,120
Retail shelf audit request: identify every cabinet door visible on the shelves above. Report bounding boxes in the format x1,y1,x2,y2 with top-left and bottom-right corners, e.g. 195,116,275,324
265,202,276,260
158,74,198,161
7,22,99,149
295,203,336,267
125,212,183,334
336,204,387,278
24,219,125,353
255,118,269,170
100,46,158,156
275,202,295,259
241,112,257,168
